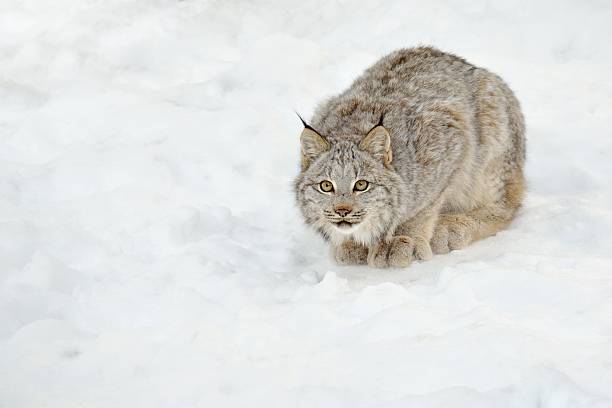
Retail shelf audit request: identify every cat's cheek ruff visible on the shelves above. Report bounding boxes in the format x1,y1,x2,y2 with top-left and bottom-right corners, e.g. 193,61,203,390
350,219,379,247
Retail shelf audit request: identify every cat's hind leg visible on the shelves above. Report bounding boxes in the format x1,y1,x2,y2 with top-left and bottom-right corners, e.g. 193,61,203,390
431,169,525,254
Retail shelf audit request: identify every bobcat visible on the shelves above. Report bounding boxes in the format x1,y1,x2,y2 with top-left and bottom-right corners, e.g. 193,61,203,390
294,47,525,268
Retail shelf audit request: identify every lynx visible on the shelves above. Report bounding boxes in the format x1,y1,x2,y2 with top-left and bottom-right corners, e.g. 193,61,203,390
294,47,525,268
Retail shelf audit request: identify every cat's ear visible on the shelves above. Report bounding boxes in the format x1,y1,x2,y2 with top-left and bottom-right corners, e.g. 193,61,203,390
300,127,329,169
359,124,392,165
297,114,329,169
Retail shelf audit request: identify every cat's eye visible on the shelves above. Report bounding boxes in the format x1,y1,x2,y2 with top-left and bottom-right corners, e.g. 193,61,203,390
353,180,369,192
319,180,334,193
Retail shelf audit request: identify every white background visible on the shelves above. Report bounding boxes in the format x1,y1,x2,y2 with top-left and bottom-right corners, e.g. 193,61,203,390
1,0,611,407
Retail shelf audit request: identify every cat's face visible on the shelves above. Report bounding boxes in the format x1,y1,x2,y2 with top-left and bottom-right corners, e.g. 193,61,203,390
294,126,405,246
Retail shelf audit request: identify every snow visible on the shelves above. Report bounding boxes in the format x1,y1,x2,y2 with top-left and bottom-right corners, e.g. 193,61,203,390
1,0,612,407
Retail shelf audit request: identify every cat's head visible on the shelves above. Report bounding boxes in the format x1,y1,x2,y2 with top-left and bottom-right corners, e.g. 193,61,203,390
294,121,406,246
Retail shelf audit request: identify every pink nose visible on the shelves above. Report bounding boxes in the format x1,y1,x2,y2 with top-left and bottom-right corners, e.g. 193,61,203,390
334,207,352,217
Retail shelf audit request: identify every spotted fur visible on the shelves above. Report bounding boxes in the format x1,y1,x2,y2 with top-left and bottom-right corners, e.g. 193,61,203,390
294,47,526,268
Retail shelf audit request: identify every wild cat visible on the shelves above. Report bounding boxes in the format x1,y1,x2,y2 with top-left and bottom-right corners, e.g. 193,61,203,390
294,47,525,268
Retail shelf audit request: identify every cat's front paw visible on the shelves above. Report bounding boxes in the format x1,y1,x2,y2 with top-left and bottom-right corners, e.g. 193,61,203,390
333,240,368,265
367,236,415,268
430,214,475,254
412,235,433,261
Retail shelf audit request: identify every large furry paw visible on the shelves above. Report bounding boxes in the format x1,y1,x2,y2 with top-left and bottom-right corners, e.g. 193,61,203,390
430,214,475,254
367,235,432,268
412,235,433,261
333,240,368,265
368,235,433,268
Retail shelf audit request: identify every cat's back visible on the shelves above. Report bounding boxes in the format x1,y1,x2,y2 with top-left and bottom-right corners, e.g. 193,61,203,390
353,47,476,101
311,47,478,140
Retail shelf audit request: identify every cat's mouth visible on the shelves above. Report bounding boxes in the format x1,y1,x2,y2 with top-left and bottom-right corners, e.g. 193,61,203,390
333,220,359,230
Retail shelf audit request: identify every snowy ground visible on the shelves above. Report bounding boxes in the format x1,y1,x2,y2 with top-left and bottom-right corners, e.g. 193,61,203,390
1,0,612,407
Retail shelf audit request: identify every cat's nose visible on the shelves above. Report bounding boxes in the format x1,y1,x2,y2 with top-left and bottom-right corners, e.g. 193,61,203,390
334,206,352,217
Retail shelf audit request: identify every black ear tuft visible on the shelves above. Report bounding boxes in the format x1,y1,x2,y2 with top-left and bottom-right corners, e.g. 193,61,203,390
367,113,385,134
295,112,317,132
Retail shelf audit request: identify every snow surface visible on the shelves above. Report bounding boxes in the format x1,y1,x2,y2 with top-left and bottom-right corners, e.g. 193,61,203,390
1,0,612,407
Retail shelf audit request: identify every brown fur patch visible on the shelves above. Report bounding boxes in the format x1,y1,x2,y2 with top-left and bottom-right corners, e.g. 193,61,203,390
504,167,526,212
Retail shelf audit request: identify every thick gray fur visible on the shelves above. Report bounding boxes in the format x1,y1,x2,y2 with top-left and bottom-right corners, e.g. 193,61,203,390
294,47,526,268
